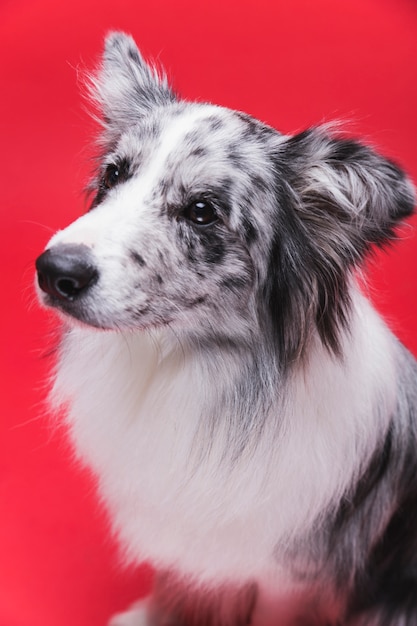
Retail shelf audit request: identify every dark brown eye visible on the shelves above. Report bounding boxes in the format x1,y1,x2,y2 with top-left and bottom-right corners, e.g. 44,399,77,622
183,200,218,226
102,160,130,190
103,164,121,189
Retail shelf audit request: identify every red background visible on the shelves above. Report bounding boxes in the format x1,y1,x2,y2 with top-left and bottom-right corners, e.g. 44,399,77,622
1,1,416,625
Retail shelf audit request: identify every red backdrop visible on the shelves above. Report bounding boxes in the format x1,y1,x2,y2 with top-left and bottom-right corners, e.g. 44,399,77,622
1,1,416,625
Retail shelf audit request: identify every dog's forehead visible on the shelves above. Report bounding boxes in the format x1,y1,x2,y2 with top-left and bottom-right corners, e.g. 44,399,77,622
118,104,273,171
113,104,279,206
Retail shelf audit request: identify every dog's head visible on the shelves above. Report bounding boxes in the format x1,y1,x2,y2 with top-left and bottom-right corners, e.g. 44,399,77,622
36,32,415,365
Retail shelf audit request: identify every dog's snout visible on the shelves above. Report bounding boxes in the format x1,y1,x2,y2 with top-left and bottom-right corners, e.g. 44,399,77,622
36,244,98,301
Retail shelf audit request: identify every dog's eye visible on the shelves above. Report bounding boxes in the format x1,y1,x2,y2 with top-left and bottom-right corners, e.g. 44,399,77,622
102,161,129,190
183,201,218,226
103,164,121,189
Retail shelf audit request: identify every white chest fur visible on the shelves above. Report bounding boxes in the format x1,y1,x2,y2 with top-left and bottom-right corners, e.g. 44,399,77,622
51,294,397,587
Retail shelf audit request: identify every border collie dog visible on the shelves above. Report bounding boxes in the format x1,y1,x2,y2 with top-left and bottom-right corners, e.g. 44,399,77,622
36,32,417,626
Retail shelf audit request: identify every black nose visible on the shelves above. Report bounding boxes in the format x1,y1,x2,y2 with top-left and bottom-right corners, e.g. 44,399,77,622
36,244,98,301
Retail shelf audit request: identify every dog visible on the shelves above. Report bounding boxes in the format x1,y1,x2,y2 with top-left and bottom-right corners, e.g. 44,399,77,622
35,32,417,625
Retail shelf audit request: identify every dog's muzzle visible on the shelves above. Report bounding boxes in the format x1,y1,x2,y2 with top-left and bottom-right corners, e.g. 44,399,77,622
36,244,98,302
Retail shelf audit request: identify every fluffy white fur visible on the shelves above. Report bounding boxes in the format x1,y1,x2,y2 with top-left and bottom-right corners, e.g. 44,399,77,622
50,293,394,585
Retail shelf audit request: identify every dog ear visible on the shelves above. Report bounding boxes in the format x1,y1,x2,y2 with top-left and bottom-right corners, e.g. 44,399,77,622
283,127,415,261
266,128,415,361
89,32,176,136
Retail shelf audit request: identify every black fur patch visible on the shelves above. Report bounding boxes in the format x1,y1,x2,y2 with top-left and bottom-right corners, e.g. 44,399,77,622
201,232,225,265
333,428,393,528
130,251,146,267
221,275,249,292
347,439,417,623
190,146,209,158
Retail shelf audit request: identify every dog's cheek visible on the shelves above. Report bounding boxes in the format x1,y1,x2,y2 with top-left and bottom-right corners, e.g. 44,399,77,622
93,222,254,328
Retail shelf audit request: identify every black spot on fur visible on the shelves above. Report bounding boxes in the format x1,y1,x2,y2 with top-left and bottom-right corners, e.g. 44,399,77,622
205,116,225,132
228,149,244,168
235,111,263,133
201,233,225,264
157,176,170,201
183,129,204,148
130,251,146,267
190,147,209,158
179,220,226,266
187,248,196,263
215,179,234,217
236,111,276,141
127,45,141,65
184,296,206,309
242,217,258,245
131,306,151,319
221,276,248,292
249,173,269,194
205,242,225,265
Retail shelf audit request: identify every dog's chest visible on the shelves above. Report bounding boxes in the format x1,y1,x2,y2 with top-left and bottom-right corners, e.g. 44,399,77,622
54,316,395,586
55,331,301,581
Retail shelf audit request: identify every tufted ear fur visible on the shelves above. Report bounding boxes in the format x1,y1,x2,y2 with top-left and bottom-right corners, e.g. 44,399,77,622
266,128,415,361
89,32,176,141
283,128,415,258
